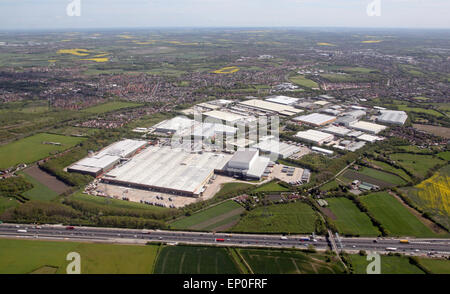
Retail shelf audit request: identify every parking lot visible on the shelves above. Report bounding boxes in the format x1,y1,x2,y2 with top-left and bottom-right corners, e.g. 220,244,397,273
268,164,305,184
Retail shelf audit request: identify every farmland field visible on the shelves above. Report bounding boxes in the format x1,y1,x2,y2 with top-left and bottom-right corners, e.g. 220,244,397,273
327,198,380,236
358,167,407,186
400,165,450,230
389,153,445,179
231,201,318,234
20,171,59,201
0,197,19,214
339,169,394,188
319,180,339,191
253,181,290,193
213,182,254,198
360,192,438,237
0,239,159,274
238,248,345,274
349,254,424,274
170,200,244,231
154,245,240,274
418,258,450,274
82,101,142,114
367,159,411,182
289,75,319,89
0,133,86,169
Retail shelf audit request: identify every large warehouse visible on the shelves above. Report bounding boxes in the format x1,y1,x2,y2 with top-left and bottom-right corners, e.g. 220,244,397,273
103,146,232,197
295,130,334,145
223,148,270,180
321,125,351,137
203,110,246,123
293,113,336,127
68,139,147,177
239,99,303,116
348,121,387,134
265,95,299,106
251,136,301,159
153,116,194,134
377,110,408,125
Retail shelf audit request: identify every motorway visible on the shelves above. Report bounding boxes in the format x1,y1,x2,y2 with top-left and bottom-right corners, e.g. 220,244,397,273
0,223,449,256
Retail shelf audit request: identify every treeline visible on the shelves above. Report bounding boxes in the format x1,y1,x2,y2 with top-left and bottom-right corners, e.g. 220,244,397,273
0,176,33,203
0,200,168,230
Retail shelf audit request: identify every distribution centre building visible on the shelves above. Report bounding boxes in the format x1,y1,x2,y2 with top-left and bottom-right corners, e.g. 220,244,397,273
348,121,387,134
293,113,336,127
102,146,232,197
377,110,408,125
294,130,334,145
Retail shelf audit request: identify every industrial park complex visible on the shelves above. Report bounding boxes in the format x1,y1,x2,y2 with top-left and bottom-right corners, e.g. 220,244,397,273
68,95,407,207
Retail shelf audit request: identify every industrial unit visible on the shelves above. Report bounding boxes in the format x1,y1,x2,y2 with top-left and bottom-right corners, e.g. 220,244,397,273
265,95,299,105
251,136,301,159
68,139,147,177
103,146,232,197
153,116,194,134
348,121,387,134
293,113,337,126
295,129,334,145
239,99,303,116
377,110,408,125
203,110,246,123
223,148,270,180
321,125,352,137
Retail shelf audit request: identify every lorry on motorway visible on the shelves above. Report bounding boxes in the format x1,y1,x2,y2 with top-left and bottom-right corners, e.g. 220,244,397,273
66,226,75,230
215,238,225,242
299,237,310,241
280,236,288,240
17,229,27,233
399,239,410,244
386,247,397,251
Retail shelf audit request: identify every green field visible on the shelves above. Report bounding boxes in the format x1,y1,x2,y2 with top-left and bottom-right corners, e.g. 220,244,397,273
397,105,443,117
214,182,254,198
0,133,86,169
0,197,19,214
437,151,450,161
319,180,339,192
327,198,380,236
238,248,344,274
231,201,318,234
20,172,59,201
170,200,243,231
367,159,411,182
254,181,290,193
418,258,450,274
289,75,319,89
389,153,445,179
358,167,407,186
154,245,240,274
360,192,438,237
71,191,170,212
82,101,142,114
349,254,424,274
0,239,159,274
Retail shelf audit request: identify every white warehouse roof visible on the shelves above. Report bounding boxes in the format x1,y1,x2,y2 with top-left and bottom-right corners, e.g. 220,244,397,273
322,125,352,136
97,139,147,158
153,116,194,133
104,146,232,196
293,113,337,126
203,110,246,123
349,121,387,134
377,110,408,125
251,136,301,159
265,95,299,105
239,99,303,116
295,130,334,144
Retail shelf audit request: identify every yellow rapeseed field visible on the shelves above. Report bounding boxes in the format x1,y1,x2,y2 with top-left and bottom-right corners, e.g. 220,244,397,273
81,58,109,63
416,171,450,216
57,48,91,56
361,40,383,43
212,66,240,74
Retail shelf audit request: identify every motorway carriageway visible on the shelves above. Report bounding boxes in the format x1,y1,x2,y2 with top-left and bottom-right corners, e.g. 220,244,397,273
0,223,449,255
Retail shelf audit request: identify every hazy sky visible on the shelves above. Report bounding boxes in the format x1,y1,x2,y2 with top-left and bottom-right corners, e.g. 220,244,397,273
1,0,449,30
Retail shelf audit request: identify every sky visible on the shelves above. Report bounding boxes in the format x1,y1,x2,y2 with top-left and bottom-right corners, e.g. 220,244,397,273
0,0,449,30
